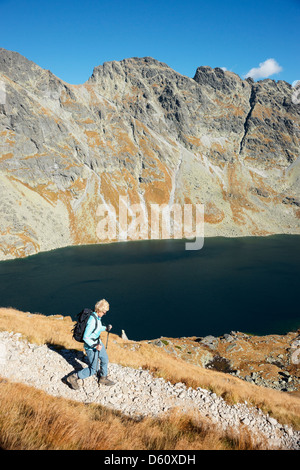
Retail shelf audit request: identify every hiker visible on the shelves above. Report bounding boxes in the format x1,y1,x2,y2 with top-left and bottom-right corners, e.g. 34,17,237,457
67,299,115,389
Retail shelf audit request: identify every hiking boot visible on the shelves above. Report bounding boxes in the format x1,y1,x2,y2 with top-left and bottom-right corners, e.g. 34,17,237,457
98,376,115,386
66,372,80,390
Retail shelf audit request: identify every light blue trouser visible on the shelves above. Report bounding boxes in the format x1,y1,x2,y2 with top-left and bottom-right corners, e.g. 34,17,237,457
77,344,108,380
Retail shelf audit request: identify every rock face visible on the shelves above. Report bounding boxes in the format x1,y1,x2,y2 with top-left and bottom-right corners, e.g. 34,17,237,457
150,331,300,394
0,49,299,259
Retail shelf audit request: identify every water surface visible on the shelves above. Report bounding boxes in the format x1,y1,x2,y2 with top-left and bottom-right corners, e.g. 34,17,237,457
0,235,299,340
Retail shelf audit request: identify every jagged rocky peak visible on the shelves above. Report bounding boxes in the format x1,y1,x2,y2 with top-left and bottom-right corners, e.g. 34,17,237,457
87,55,194,103
0,48,46,85
89,56,174,82
0,48,299,260
193,65,244,91
86,55,199,136
0,48,64,101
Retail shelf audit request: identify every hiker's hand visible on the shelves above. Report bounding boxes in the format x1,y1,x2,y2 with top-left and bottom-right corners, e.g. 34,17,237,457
96,343,102,351
106,324,112,331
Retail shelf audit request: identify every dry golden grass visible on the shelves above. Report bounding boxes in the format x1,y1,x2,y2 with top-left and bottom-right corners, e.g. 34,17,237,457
1,306,300,443
0,379,265,450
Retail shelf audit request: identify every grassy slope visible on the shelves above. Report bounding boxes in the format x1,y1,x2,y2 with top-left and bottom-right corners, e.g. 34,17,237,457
0,307,299,450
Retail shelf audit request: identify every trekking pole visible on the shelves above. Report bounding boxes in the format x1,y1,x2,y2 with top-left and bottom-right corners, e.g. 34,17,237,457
105,324,112,349
106,330,110,349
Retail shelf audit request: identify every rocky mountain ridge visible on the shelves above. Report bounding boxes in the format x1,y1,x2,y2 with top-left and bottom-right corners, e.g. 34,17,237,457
0,48,300,259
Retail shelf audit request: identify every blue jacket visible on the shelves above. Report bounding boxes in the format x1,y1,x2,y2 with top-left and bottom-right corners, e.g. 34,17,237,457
83,312,106,350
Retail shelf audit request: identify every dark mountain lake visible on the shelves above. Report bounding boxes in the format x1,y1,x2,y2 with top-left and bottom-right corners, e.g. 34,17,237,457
0,235,299,341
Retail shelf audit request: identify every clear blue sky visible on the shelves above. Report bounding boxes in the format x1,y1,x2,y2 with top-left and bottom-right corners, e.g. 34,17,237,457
0,0,299,85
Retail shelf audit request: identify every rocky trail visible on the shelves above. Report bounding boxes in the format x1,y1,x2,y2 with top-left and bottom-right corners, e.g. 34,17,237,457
0,330,299,450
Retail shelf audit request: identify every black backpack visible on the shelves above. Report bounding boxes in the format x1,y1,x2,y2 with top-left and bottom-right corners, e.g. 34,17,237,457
72,308,98,343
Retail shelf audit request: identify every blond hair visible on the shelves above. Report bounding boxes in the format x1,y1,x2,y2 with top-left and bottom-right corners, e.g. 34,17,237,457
95,299,109,313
